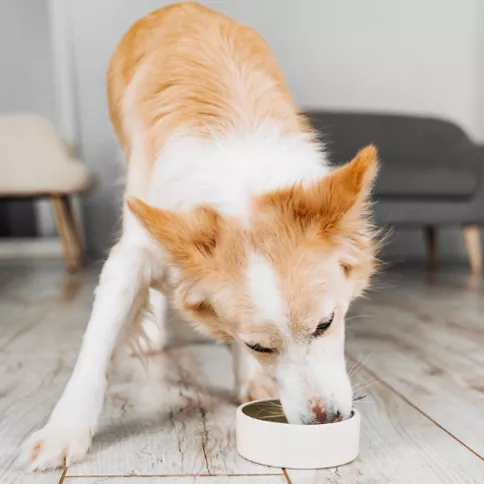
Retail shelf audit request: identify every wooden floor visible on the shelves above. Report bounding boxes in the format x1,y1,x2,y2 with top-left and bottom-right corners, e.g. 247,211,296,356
0,261,483,484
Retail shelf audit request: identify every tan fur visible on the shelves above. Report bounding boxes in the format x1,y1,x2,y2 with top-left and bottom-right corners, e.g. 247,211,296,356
254,145,380,299
108,1,309,190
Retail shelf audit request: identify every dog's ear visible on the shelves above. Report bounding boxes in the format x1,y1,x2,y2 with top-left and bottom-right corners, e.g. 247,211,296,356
257,145,379,285
259,144,378,234
127,197,223,267
310,145,379,282
311,144,379,234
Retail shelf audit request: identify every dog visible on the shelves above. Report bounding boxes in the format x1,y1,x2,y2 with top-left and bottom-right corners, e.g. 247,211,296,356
21,2,379,470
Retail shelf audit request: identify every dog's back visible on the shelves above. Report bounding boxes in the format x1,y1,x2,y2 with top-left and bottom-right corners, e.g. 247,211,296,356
107,1,311,197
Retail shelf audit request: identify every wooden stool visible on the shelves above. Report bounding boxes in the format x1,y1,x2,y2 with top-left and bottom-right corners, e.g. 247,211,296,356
0,116,94,271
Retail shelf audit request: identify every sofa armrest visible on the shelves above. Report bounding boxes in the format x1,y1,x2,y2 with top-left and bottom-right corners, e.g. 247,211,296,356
463,144,484,222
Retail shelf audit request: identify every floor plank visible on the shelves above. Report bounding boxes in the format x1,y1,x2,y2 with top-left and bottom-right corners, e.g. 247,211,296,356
63,476,287,483
0,267,96,484
0,473,65,484
0,261,84,350
347,269,484,456
370,270,484,359
287,365,484,484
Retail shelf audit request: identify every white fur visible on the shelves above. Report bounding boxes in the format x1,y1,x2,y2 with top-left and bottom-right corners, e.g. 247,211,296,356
274,271,354,424
246,252,286,326
136,288,168,354
149,124,328,217
277,311,352,425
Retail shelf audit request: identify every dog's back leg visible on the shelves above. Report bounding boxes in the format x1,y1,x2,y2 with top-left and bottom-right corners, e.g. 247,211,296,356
131,288,168,355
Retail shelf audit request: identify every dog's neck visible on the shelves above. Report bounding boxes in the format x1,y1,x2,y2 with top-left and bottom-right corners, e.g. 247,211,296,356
148,122,329,220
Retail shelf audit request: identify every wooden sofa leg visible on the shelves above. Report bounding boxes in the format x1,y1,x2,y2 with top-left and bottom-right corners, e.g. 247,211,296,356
463,225,482,274
50,195,84,271
424,226,437,270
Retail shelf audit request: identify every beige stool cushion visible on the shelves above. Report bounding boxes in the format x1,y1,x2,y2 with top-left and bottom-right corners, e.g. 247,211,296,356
0,115,93,196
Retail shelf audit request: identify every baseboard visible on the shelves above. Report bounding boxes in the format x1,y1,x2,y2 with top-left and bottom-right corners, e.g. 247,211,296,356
0,238,63,259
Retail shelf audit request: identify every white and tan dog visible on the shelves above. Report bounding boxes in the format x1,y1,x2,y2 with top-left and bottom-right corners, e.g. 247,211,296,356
22,2,380,470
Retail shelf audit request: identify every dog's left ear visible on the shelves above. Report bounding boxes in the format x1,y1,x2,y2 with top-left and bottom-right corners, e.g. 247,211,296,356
127,197,223,267
311,144,379,233
257,145,379,287
259,144,378,233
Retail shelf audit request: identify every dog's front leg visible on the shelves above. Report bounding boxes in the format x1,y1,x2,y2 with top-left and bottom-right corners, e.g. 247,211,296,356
21,240,150,470
232,342,277,403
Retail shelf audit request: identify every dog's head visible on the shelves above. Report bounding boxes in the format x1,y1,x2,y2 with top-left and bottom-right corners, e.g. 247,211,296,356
128,145,379,424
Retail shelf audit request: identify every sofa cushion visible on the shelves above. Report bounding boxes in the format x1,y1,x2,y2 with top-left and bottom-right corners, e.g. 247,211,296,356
376,165,477,198
306,111,479,199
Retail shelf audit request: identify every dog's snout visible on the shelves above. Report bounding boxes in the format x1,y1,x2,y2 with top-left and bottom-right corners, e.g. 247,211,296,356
311,401,328,424
309,401,344,424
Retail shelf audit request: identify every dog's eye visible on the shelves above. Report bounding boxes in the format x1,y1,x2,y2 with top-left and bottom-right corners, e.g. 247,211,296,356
245,343,275,354
314,312,335,336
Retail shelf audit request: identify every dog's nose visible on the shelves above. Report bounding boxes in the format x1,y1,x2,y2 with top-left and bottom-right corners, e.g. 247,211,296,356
310,402,343,424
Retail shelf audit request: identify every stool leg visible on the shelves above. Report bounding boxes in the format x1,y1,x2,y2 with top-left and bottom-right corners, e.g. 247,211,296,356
62,196,85,268
50,195,83,271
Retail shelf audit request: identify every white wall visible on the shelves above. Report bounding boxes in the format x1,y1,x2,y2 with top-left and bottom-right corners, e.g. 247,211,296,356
0,0,56,121
61,0,482,257
216,0,481,141
0,0,57,237
477,0,484,138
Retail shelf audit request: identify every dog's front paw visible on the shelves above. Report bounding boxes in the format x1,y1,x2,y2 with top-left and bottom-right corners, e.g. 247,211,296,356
20,423,92,471
238,376,277,403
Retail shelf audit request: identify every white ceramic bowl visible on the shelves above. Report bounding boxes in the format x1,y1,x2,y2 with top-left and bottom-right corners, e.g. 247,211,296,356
236,399,360,469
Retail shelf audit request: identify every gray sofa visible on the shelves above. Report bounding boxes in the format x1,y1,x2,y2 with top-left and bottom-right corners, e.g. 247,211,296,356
307,111,483,271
